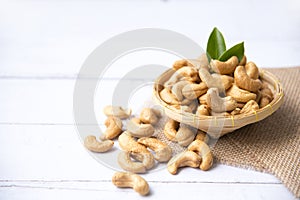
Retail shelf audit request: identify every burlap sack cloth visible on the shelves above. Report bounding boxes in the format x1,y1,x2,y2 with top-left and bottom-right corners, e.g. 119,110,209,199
154,67,300,197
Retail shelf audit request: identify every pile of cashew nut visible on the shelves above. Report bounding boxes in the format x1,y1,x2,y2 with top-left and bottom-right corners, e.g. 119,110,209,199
83,104,215,196
84,106,170,195
160,55,274,117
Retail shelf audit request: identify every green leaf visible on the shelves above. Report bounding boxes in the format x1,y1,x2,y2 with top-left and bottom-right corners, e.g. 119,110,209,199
206,27,226,60
218,42,244,62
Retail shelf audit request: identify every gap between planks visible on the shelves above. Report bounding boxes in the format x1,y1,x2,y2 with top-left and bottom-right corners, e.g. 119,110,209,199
0,180,281,184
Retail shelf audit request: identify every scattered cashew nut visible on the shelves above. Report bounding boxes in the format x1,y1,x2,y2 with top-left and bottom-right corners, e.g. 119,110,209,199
207,88,237,112
126,118,155,138
118,132,150,154
163,119,179,141
167,151,201,175
188,140,213,171
118,150,155,172
103,105,131,119
112,172,150,196
164,120,195,146
137,137,172,162
101,117,122,140
84,135,114,153
131,152,155,170
175,125,196,147
195,130,210,144
140,108,161,125
117,151,147,174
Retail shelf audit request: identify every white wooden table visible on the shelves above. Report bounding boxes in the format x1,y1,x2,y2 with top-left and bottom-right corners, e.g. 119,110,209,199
1,1,299,199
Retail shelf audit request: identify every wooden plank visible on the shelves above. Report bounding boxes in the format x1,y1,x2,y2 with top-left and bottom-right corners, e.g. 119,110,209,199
0,124,280,183
0,181,295,200
0,1,299,78
0,79,131,124
0,79,167,124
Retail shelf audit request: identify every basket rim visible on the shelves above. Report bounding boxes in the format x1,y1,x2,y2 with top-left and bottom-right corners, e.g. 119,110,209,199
153,68,284,123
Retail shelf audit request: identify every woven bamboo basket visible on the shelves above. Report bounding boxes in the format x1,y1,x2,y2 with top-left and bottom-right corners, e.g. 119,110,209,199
153,68,284,138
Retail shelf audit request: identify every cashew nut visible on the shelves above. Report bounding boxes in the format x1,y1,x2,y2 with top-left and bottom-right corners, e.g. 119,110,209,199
164,66,199,88
210,56,239,75
176,66,200,82
172,104,192,113
173,100,198,113
196,104,210,116
188,100,198,113
199,68,233,91
175,125,196,147
237,102,246,108
259,83,274,108
182,82,208,100
198,68,222,90
172,59,194,70
239,55,247,66
176,57,209,71
234,65,262,92
195,130,210,144
100,117,123,140
84,135,114,153
230,108,241,115
137,137,172,162
126,118,154,138
226,84,257,103
117,151,147,173
211,111,231,117
245,62,259,79
160,88,180,105
130,152,155,170
198,93,208,105
240,100,259,114
171,80,190,101
220,75,234,90
167,151,201,175
140,108,161,125
112,172,150,196
118,150,155,173
207,88,237,112
196,53,209,69
118,132,150,154
163,119,179,141
103,105,131,119
187,140,213,171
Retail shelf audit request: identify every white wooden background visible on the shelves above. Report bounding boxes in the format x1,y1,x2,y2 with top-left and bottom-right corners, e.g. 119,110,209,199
1,0,300,199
